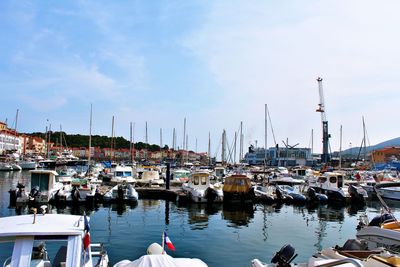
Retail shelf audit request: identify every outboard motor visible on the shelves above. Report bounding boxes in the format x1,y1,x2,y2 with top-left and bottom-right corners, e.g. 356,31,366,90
368,213,395,227
16,183,25,198
307,187,317,201
271,244,297,267
29,186,40,202
71,186,80,203
205,187,218,203
9,188,17,207
335,239,368,251
275,186,283,201
348,185,365,203
117,185,124,202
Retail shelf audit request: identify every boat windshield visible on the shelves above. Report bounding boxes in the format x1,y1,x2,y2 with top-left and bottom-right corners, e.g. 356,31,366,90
0,238,73,267
116,171,132,177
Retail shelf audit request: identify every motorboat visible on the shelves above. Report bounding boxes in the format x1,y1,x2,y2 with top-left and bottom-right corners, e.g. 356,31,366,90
182,171,223,203
9,170,63,205
18,159,37,170
136,170,165,187
356,182,400,252
275,185,307,204
11,162,22,171
253,185,276,203
0,213,108,267
113,242,207,267
109,165,137,185
308,172,368,204
38,159,57,168
171,169,191,185
252,240,400,266
103,183,139,203
223,174,255,204
0,162,13,171
52,178,97,204
373,181,400,200
268,175,305,186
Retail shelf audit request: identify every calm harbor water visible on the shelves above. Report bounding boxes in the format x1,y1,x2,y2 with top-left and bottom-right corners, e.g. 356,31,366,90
1,170,400,267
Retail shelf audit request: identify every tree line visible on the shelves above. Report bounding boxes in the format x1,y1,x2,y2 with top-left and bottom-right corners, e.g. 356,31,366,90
27,131,169,152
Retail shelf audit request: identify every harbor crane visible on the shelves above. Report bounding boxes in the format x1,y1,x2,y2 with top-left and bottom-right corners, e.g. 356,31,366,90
316,77,330,164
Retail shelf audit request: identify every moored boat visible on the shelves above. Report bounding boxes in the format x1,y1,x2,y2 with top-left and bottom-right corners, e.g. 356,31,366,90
0,213,108,267
113,242,207,267
182,171,223,203
223,174,254,204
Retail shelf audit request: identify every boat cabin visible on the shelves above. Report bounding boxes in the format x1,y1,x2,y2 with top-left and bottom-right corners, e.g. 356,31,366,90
214,167,226,179
0,214,106,267
30,170,62,203
223,175,252,194
317,172,344,190
188,172,211,190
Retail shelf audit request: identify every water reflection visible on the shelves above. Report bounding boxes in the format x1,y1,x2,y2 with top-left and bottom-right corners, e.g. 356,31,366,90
222,203,255,227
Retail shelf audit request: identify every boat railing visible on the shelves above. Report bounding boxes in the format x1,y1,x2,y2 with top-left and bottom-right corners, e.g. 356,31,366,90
2,256,11,267
90,243,108,265
314,258,363,267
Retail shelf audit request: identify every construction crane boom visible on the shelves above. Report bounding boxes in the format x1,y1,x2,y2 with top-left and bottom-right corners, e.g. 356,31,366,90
316,77,330,164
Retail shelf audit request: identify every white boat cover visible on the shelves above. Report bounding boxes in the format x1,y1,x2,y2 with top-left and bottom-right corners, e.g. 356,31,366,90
113,255,208,267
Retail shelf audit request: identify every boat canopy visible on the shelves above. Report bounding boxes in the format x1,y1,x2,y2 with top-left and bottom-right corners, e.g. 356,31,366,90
223,175,251,193
114,254,207,267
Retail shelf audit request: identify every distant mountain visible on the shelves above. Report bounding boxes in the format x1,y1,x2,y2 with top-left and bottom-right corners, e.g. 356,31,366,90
341,137,400,155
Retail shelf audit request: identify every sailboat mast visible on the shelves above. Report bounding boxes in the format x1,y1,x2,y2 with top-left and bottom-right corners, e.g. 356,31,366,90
239,121,243,161
111,116,115,161
160,128,163,149
222,129,226,165
339,125,342,170
264,104,268,165
88,104,92,165
130,122,133,164
172,128,176,150
234,131,237,164
362,116,367,162
208,132,211,165
14,109,19,151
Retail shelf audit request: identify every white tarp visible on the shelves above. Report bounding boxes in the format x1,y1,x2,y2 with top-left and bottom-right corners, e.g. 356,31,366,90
113,255,208,267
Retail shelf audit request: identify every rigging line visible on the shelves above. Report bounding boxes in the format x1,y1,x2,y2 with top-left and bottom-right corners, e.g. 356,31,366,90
227,134,236,164
213,134,222,158
267,107,277,146
365,126,376,168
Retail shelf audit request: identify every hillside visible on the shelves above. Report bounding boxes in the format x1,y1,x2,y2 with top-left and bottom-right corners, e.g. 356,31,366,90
341,137,400,155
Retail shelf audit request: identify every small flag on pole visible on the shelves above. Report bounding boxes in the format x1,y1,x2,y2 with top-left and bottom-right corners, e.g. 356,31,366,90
83,212,90,250
163,231,176,251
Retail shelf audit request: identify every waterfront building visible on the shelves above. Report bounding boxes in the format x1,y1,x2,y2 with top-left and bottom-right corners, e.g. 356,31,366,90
244,145,314,166
0,121,20,154
371,147,400,164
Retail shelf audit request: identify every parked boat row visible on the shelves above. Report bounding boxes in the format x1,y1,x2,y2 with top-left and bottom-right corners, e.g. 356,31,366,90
252,182,400,266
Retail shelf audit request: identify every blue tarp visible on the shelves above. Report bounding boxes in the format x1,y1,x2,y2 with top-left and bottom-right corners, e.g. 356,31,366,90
374,162,400,171
102,161,112,168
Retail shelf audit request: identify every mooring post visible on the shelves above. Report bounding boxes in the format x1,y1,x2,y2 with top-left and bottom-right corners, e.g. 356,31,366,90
166,163,170,190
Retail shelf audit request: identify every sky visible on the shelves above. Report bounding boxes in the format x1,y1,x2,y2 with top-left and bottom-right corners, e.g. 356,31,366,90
1,0,400,158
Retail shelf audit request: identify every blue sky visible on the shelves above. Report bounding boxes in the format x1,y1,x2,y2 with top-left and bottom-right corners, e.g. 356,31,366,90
1,0,400,156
